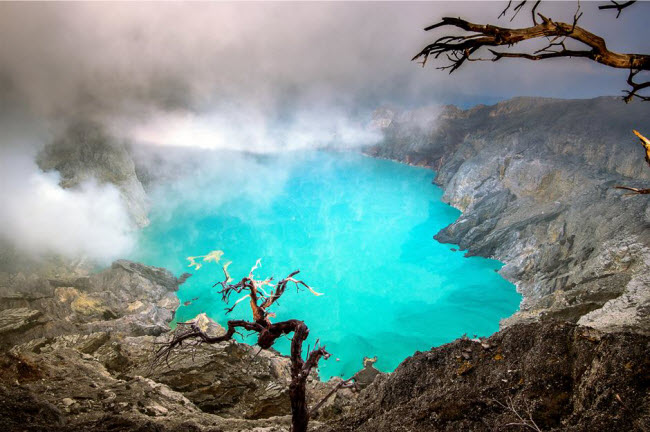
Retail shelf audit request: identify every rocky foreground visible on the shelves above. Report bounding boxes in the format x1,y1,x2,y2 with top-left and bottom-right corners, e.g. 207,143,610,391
0,261,357,431
1,258,648,431
2,259,648,431
320,322,650,432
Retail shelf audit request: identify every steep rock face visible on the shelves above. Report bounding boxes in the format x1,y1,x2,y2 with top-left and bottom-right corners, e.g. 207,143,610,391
320,322,650,432
368,96,650,334
0,260,184,347
37,120,150,227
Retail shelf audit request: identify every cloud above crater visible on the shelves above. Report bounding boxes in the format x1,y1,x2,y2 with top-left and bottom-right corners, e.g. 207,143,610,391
2,1,649,129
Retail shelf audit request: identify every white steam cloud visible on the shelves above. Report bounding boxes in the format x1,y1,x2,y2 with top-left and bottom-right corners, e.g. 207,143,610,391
0,147,134,263
129,108,381,152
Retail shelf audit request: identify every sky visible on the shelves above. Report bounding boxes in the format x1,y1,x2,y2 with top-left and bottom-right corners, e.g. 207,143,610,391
0,1,649,262
2,2,650,134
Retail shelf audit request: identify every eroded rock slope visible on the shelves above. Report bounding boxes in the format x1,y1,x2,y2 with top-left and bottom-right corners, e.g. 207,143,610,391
0,260,345,431
368,97,650,333
320,322,650,432
37,120,150,227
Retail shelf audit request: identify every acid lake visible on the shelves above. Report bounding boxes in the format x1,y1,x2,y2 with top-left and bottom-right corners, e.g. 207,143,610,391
130,151,520,379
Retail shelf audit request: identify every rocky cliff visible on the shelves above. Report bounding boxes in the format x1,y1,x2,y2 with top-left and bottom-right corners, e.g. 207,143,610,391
320,321,650,432
37,121,150,227
367,96,650,334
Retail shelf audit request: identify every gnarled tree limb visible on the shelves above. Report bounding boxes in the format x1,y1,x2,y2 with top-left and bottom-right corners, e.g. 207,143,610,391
599,1,637,18
614,185,650,195
414,4,650,102
625,70,650,102
633,129,650,166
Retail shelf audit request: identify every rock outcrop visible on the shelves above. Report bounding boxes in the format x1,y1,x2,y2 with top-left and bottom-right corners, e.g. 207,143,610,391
368,96,650,334
0,343,295,432
0,260,184,348
37,120,150,227
320,321,650,432
0,260,343,431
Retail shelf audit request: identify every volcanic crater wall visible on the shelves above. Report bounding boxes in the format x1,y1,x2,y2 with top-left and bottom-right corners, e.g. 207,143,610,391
368,96,650,334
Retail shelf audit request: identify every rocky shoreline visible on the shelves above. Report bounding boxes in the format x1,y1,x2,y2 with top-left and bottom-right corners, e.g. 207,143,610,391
318,96,650,431
367,96,650,335
3,258,648,431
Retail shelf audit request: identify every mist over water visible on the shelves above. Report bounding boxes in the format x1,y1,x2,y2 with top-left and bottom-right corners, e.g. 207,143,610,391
130,151,520,379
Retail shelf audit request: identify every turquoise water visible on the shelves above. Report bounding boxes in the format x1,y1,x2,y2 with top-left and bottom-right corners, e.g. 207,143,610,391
130,151,520,379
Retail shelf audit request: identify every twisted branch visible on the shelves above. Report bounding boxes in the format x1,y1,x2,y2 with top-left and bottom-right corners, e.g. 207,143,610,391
625,69,650,103
598,1,637,18
153,319,262,367
414,3,650,102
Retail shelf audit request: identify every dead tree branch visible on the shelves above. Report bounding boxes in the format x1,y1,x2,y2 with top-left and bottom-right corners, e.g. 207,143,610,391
599,1,637,18
634,129,650,166
625,69,650,102
499,1,542,24
494,397,543,432
614,185,650,195
309,377,358,417
414,3,650,102
153,257,336,432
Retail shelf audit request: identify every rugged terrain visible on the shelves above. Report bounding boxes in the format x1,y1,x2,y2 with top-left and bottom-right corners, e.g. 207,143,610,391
320,321,650,432
368,96,650,334
316,97,650,432
2,260,647,432
0,260,353,431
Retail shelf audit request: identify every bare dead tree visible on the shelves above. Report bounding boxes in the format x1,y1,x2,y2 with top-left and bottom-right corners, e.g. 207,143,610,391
153,257,347,432
413,1,650,102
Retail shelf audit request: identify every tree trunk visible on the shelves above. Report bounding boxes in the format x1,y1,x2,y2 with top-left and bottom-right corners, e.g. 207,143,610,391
289,378,309,432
